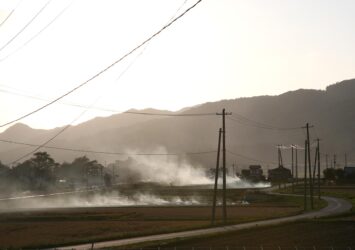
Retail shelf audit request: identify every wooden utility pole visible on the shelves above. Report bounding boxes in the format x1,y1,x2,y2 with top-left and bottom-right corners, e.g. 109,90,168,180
312,139,321,200
217,108,232,224
291,145,294,192
222,109,228,223
317,139,321,200
312,143,318,184
305,123,314,209
304,140,308,211
295,146,298,183
211,128,222,225
333,154,336,169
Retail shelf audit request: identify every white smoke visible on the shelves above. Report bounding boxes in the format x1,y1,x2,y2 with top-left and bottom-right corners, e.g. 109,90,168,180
117,147,270,188
225,176,270,189
0,191,203,209
117,147,211,186
0,147,270,210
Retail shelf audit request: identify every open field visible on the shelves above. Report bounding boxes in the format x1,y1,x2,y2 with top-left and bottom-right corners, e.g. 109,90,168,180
0,189,310,249
126,185,354,249
126,220,355,249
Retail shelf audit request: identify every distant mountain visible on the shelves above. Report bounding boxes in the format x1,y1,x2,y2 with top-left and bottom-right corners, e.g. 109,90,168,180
1,79,354,171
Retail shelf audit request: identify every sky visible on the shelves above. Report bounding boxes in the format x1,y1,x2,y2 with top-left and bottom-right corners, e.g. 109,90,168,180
0,0,354,132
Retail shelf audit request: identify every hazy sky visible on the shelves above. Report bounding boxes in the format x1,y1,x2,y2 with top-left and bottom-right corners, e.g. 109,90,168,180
0,0,354,131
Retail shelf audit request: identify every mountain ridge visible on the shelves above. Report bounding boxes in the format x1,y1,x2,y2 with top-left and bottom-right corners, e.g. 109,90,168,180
1,79,354,169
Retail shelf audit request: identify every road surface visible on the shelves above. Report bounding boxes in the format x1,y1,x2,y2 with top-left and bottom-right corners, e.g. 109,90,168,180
58,195,352,250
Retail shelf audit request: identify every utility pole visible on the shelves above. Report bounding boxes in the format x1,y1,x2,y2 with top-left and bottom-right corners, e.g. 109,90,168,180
295,146,298,183
312,143,318,184
211,128,222,225
222,109,228,223
291,145,294,192
312,139,321,200
216,108,232,224
317,139,321,200
333,154,337,169
277,145,283,189
303,123,314,209
304,140,308,211
307,123,314,209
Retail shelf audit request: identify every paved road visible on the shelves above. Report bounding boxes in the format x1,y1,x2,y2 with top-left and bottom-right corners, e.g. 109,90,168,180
58,196,352,250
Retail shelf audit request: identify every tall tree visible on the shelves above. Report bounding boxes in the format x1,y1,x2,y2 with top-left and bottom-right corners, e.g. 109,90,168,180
12,152,58,191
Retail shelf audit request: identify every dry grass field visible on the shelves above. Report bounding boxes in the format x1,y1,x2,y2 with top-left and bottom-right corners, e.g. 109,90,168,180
0,191,307,249
129,185,355,249
0,206,302,248
131,221,355,248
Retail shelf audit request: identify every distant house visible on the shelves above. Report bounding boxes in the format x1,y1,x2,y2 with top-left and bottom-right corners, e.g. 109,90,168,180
268,166,292,183
241,165,265,182
268,145,292,183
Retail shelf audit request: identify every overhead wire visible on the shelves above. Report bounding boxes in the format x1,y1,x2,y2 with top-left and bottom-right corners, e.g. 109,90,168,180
226,150,277,165
123,111,216,116
0,86,217,116
311,126,320,140
7,45,146,165
0,138,216,158
8,114,83,165
0,0,74,63
0,0,52,54
0,0,203,128
227,115,302,131
0,0,24,28
6,0,204,164
168,0,189,22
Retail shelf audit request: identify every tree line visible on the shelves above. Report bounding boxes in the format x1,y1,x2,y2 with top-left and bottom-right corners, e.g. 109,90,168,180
0,152,111,195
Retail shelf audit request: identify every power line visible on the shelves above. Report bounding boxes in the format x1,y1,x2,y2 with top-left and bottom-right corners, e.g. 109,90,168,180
123,111,216,116
7,44,147,165
227,150,277,165
0,0,52,54
0,0,203,128
6,108,215,164
228,115,302,131
0,86,216,117
5,1,206,164
0,0,74,63
8,111,85,165
168,0,189,22
0,138,216,159
0,0,24,28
